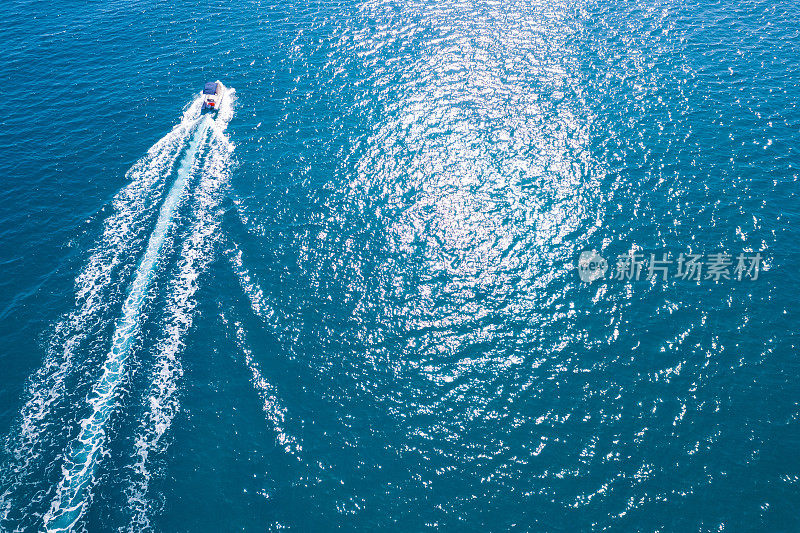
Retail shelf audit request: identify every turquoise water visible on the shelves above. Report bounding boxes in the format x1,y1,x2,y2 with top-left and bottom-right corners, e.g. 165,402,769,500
2,0,800,530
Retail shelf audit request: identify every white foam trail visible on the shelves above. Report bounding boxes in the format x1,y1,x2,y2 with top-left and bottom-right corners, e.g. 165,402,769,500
124,91,236,532
223,244,300,453
222,312,301,455
0,99,203,525
223,229,300,441
43,117,212,533
227,244,283,331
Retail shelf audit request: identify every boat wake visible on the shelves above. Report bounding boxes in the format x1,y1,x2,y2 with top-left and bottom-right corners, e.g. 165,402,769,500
124,99,236,533
0,89,236,532
225,244,302,454
221,309,301,456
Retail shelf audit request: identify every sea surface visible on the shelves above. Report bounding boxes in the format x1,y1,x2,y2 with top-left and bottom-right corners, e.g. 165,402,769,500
2,0,800,530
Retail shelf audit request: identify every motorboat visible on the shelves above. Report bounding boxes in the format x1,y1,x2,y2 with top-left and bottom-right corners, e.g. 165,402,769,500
201,81,225,112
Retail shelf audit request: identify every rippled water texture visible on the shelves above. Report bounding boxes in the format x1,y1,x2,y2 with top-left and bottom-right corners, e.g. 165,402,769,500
2,0,800,530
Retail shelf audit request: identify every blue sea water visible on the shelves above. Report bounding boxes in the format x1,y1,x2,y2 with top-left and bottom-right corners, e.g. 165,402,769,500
2,0,800,530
